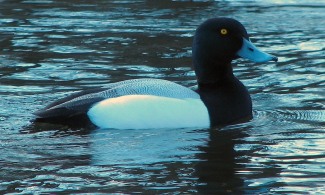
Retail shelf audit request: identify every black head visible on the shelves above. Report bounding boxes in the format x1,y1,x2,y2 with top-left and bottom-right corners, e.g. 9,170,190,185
192,18,249,84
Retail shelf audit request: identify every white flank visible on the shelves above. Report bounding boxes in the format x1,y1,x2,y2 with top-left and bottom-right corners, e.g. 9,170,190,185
87,95,210,129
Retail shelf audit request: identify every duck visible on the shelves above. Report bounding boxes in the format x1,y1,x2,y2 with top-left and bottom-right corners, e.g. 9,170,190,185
34,18,277,129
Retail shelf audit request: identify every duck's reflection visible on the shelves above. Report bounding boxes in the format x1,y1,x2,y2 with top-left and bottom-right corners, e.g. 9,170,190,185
89,128,207,165
24,122,249,193
89,126,249,193
195,127,247,194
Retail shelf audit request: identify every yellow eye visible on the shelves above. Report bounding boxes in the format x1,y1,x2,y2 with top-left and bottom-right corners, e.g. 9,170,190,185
220,28,228,35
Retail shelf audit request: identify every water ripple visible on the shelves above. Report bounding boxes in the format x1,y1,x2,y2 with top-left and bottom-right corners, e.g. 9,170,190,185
254,109,325,130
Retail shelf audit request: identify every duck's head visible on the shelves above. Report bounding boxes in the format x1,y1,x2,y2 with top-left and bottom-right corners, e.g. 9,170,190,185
192,18,277,84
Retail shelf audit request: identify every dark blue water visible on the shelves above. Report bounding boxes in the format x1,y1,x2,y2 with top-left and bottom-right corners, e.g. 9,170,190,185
0,0,324,194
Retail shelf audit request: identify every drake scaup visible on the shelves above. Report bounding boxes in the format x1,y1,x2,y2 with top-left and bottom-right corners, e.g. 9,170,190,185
34,18,277,129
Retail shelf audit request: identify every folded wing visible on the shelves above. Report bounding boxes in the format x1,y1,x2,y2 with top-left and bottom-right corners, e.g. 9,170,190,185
34,78,200,118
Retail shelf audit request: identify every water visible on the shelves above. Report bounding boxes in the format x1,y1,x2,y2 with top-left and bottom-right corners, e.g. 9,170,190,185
0,0,324,194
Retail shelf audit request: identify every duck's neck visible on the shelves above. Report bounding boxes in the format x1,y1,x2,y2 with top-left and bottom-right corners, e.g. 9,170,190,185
196,63,252,126
196,62,235,89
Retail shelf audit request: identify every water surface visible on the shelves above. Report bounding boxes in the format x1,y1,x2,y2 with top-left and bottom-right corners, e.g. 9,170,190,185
0,0,324,194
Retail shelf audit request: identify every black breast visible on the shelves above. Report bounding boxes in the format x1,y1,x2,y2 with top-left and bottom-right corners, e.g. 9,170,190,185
198,77,252,126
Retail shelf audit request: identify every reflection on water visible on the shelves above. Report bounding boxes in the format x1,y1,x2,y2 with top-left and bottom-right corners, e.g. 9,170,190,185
195,128,247,194
90,128,208,165
0,0,325,194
